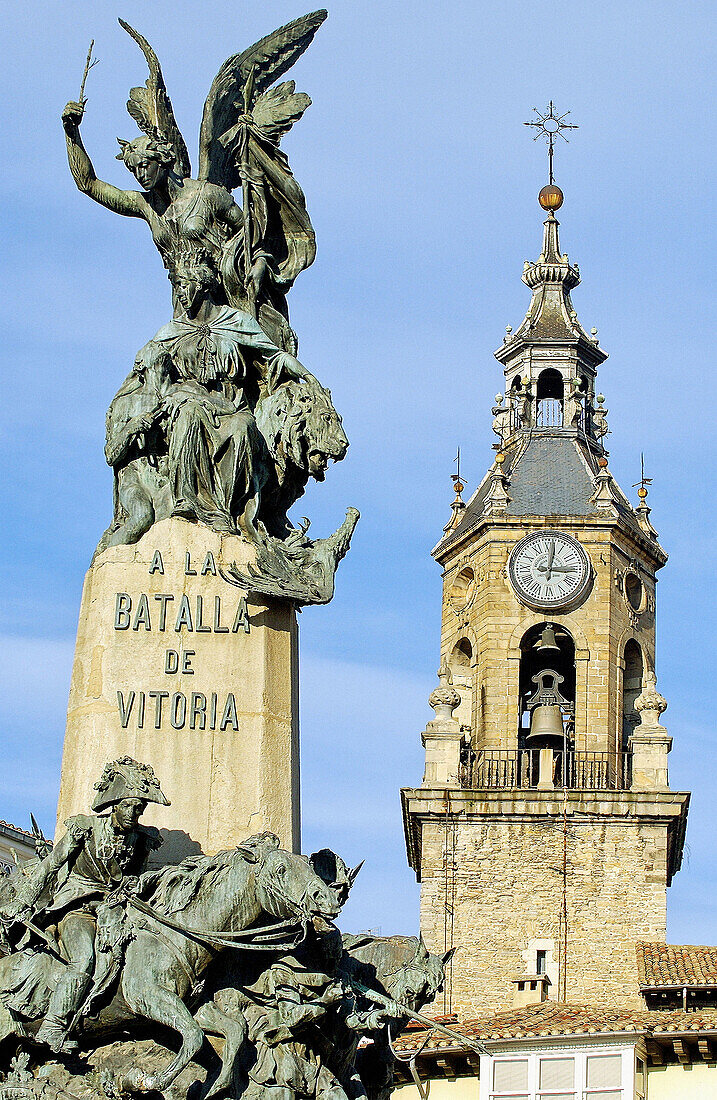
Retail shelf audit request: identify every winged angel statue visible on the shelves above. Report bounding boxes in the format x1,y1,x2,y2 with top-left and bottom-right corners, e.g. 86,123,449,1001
62,12,358,604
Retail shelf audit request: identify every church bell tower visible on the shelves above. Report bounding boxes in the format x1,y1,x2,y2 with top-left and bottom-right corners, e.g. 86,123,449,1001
401,157,690,1015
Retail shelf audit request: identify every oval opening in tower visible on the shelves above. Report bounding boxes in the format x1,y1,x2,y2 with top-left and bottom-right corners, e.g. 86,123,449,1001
624,571,645,612
536,368,564,427
449,566,475,610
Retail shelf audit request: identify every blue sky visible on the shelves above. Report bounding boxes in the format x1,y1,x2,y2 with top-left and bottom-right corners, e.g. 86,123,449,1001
1,1,714,942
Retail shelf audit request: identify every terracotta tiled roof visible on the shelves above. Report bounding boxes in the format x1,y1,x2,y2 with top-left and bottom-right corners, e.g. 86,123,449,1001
394,1001,717,1055
637,942,717,988
0,819,34,840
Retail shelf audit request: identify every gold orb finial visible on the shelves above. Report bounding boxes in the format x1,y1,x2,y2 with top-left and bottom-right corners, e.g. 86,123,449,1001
637,486,648,499
539,183,564,212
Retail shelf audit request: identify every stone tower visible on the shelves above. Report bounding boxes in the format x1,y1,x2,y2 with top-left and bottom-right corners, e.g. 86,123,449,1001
401,188,690,1016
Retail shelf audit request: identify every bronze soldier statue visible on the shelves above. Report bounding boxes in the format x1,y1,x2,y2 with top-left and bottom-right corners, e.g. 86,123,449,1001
0,757,169,1054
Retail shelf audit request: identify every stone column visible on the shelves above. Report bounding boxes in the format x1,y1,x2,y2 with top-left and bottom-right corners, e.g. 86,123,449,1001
56,518,300,863
628,671,671,791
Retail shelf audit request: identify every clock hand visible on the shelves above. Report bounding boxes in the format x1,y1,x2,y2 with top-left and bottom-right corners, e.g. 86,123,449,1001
546,540,555,581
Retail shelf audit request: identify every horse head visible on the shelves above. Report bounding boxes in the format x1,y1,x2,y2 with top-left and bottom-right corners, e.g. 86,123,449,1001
309,848,363,908
344,933,452,1014
237,833,343,922
386,937,454,1012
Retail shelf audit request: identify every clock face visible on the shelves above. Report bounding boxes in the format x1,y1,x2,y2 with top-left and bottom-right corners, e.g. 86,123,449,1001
508,531,592,610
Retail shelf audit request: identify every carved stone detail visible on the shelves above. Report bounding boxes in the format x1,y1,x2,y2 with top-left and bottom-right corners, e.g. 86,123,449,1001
592,393,609,439
482,457,511,516
491,393,511,446
614,559,654,628
634,670,668,726
629,671,671,790
428,661,461,718
589,465,620,514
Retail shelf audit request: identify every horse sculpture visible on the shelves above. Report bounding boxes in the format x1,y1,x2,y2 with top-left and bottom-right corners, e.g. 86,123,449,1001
0,833,341,1095
200,933,452,1100
336,935,454,1100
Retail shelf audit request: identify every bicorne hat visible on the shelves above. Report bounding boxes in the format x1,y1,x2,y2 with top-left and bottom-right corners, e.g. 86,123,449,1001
91,756,170,812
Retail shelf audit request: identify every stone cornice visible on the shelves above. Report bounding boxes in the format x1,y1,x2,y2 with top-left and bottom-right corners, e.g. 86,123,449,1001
435,512,668,572
401,786,690,884
0,820,35,844
494,331,606,369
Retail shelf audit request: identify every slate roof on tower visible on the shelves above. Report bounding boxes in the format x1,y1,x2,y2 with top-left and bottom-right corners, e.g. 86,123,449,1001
435,434,652,559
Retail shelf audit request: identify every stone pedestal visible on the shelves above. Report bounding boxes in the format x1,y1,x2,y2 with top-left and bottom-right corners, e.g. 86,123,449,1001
536,748,555,790
421,725,462,787
56,518,300,863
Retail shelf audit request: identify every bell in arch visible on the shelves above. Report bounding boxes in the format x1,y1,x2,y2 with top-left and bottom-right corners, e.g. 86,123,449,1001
534,623,560,653
526,703,565,749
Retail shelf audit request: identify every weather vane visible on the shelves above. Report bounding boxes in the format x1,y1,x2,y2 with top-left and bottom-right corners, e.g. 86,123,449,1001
632,453,653,502
452,447,464,493
524,102,578,186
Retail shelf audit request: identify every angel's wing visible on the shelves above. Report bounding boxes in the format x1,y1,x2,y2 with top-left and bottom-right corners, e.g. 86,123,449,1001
119,19,191,179
198,9,327,188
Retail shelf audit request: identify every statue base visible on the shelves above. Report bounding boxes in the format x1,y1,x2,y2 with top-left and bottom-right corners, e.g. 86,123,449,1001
56,518,300,862
1,1038,209,1100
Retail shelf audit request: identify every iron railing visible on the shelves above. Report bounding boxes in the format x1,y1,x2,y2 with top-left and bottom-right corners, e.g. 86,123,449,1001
508,399,593,436
536,397,563,427
470,749,632,791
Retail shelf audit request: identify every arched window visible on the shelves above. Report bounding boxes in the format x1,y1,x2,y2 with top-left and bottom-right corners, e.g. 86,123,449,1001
622,640,644,748
450,637,472,671
449,637,474,738
536,369,564,427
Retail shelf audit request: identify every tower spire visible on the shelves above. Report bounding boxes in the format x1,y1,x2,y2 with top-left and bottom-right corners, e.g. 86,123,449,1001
490,108,608,456
433,105,665,565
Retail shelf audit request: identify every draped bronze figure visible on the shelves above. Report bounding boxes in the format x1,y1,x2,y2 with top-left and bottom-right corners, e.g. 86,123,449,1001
63,13,357,602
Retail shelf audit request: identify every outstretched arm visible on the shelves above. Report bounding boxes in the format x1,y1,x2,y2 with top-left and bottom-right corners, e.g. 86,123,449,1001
0,822,87,920
62,101,146,219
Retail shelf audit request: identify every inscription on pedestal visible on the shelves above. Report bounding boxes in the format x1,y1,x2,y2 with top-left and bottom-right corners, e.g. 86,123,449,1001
111,549,250,733
57,519,300,859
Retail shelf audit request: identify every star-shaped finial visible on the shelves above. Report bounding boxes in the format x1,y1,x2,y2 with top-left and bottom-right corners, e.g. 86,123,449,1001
524,101,578,184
